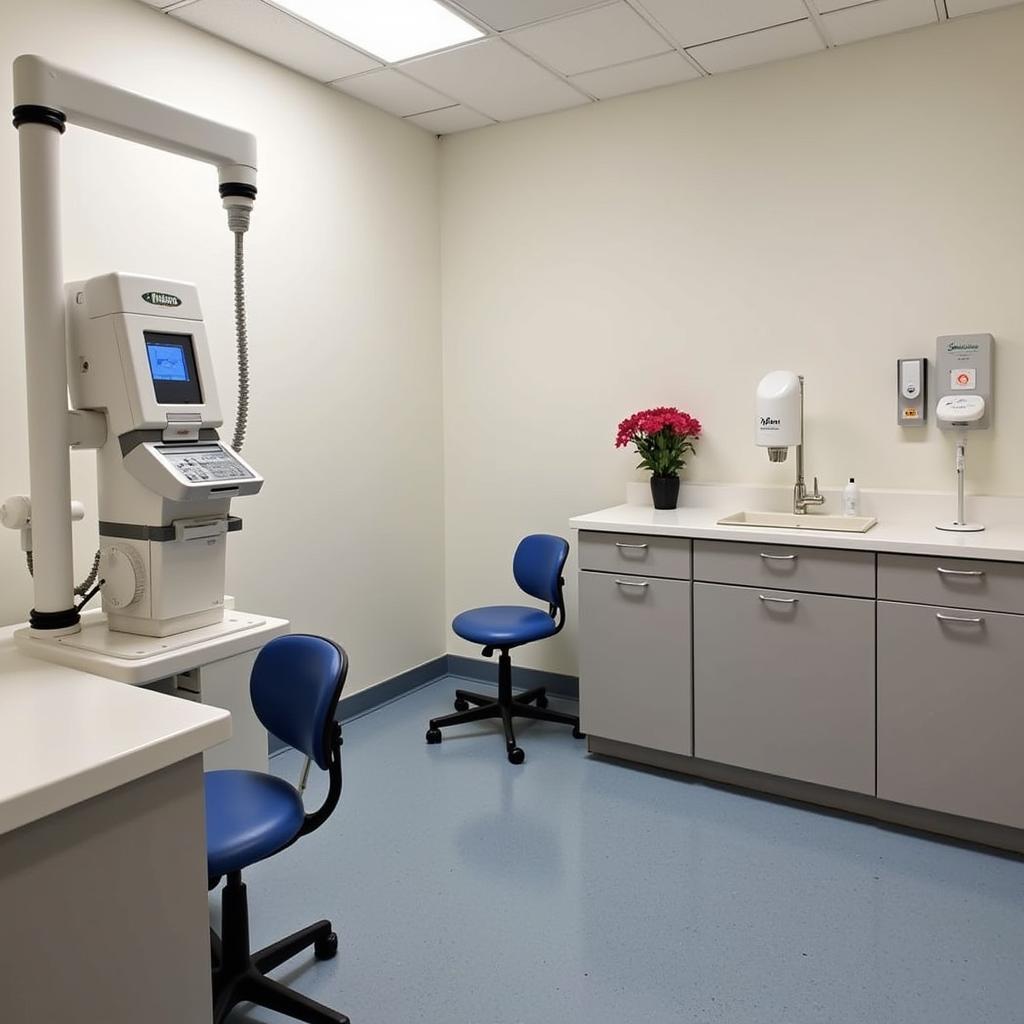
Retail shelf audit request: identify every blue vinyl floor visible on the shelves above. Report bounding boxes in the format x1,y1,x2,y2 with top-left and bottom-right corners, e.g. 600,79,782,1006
216,675,1024,1024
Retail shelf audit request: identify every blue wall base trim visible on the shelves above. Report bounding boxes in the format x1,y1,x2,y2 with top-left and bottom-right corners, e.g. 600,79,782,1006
340,655,449,722
268,653,578,755
445,654,579,701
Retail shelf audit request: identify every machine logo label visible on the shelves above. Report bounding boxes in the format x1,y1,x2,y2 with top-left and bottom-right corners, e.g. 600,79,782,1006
142,291,182,307
760,416,781,426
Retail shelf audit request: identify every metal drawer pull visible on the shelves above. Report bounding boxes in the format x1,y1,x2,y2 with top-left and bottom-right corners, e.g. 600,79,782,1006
936,566,985,577
614,579,649,588
760,552,796,561
936,613,984,624
615,542,648,550
759,594,798,604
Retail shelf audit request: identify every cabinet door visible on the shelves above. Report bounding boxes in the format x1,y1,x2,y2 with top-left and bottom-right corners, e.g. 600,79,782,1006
878,601,1024,829
579,571,691,755
693,582,875,794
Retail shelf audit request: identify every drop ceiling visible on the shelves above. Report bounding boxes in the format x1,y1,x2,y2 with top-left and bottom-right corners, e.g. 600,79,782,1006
140,0,1023,133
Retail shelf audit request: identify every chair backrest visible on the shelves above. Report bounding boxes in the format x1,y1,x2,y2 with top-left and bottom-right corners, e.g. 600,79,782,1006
250,635,348,771
513,534,569,607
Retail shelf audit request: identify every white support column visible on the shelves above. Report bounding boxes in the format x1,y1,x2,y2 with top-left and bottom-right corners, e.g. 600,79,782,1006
18,122,77,631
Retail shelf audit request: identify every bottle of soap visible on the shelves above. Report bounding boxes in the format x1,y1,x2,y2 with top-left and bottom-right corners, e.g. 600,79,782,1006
843,478,860,517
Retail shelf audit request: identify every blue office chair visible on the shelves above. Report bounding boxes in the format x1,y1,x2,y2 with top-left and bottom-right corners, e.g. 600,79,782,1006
426,534,583,764
206,634,349,1024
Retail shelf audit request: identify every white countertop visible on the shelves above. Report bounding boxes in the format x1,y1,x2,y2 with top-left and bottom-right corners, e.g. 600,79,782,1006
570,483,1024,562
0,623,231,836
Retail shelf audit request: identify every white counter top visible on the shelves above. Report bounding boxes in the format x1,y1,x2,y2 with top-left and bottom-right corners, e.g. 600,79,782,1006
570,483,1024,562
0,624,231,836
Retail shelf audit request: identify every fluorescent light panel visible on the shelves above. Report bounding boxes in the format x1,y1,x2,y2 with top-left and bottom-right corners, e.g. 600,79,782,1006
272,0,483,62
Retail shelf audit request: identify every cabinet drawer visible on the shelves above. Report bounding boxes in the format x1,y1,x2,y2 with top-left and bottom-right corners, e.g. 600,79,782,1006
693,539,874,598
878,553,1024,615
579,571,691,755
878,601,1024,829
579,531,691,580
693,582,875,794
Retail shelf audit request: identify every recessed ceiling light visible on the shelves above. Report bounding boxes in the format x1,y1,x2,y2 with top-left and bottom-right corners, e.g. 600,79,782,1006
272,0,484,63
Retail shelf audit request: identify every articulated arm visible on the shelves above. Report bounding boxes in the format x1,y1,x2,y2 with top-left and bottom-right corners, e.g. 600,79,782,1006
14,55,256,191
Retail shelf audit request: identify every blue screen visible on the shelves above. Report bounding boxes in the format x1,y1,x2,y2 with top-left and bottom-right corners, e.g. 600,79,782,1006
146,342,189,382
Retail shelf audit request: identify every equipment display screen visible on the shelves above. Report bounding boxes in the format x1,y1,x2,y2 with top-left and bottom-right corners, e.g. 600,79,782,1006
147,343,188,381
144,331,202,404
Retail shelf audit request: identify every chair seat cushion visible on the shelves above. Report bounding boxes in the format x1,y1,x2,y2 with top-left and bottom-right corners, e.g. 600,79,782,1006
205,770,305,878
452,605,558,647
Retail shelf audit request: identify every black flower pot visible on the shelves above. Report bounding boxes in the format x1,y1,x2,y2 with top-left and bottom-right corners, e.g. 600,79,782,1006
650,475,680,510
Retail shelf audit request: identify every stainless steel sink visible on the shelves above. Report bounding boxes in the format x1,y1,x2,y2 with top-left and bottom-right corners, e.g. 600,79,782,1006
717,511,877,533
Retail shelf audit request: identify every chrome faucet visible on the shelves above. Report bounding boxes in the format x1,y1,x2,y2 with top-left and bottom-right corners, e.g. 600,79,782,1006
792,376,825,515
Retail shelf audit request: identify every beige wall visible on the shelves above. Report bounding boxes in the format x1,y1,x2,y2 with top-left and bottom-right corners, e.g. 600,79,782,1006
440,7,1024,674
3,2,1023,687
0,0,446,694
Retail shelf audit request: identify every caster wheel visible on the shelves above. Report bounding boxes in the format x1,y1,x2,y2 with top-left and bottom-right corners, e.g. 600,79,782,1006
454,698,470,712
314,931,338,960
572,727,585,740
536,695,549,709
425,727,442,744
508,746,525,765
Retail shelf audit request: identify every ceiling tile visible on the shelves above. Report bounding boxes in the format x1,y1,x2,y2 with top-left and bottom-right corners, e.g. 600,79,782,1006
401,38,589,121
450,0,606,31
173,0,380,81
813,0,875,11
507,3,671,76
406,105,495,133
824,0,937,45
330,68,452,117
946,0,1023,14
687,20,824,73
637,0,811,46
570,51,701,99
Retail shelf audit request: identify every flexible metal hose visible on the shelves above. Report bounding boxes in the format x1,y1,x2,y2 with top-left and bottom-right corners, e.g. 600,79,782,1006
230,227,249,453
27,547,100,598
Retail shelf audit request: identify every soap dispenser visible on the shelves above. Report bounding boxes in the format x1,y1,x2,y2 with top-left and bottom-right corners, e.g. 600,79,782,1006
842,478,860,517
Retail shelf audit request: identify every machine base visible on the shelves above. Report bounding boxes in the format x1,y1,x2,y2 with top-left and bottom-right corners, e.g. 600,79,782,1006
106,605,225,637
14,609,287,686
936,522,985,533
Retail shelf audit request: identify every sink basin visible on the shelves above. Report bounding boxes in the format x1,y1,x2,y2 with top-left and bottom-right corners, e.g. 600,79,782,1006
717,511,877,533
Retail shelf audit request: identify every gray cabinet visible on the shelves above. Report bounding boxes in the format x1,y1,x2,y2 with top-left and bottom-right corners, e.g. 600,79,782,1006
877,601,1024,829
579,571,692,755
878,553,1024,614
579,530,692,580
694,539,875,598
693,582,875,794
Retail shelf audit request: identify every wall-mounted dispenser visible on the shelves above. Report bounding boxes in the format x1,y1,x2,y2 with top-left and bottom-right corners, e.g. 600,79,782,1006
756,370,802,462
934,334,994,533
935,334,993,430
897,358,927,426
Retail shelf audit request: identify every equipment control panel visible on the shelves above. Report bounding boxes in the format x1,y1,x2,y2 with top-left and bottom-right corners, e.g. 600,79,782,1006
124,441,263,503
162,445,256,483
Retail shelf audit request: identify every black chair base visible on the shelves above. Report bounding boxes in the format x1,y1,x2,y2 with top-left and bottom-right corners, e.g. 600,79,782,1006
426,649,584,763
212,871,348,1024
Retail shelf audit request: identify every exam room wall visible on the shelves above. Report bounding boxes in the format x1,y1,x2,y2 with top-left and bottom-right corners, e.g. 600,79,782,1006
0,0,447,695
439,6,1024,676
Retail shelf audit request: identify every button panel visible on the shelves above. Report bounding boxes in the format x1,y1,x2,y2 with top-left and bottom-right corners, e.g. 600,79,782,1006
163,445,254,483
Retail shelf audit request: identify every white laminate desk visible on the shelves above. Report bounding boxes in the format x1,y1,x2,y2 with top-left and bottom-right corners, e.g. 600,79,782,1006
0,624,231,1024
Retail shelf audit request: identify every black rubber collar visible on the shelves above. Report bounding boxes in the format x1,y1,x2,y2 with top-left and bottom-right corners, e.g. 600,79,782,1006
13,105,67,133
29,606,80,630
219,182,257,200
